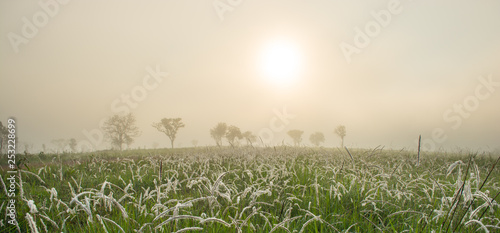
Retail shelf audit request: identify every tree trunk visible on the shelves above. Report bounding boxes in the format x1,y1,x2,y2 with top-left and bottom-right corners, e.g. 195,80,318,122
170,139,174,149
119,134,123,151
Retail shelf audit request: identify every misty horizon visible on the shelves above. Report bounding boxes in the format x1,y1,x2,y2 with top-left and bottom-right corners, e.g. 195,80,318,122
1,0,500,153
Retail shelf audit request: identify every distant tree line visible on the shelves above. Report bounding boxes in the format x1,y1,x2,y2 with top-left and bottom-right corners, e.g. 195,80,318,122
0,114,346,153
286,125,346,147
284,125,346,147
209,122,257,147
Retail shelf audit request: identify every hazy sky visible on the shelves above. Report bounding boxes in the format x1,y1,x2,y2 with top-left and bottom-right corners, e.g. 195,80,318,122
1,0,499,152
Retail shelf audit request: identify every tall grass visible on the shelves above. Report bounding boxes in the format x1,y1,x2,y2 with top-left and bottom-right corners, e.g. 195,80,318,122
1,147,499,232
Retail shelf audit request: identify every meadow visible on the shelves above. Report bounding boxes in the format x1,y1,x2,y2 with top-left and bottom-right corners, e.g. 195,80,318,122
1,147,499,232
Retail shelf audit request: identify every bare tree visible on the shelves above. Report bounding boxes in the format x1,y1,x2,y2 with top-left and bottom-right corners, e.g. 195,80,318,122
287,130,304,146
309,132,325,147
102,113,141,151
191,140,198,147
226,125,242,147
242,131,257,147
334,125,347,147
210,122,227,147
152,118,185,149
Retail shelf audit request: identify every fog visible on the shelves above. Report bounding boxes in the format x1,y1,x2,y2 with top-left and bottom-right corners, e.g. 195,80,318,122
1,0,499,152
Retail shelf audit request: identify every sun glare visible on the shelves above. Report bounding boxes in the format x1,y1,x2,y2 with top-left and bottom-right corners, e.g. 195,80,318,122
259,38,302,86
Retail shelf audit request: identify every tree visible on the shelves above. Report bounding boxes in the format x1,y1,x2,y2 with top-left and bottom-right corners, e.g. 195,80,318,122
309,132,325,147
102,113,141,151
242,131,257,146
226,125,242,147
334,125,347,147
0,121,8,153
210,122,227,147
152,118,185,149
287,130,304,146
69,138,77,152
191,140,198,147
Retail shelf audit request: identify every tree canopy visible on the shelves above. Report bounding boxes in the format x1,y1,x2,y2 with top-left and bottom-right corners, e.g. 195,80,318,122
309,132,325,147
242,131,257,146
102,113,141,150
153,118,185,149
287,130,304,146
210,122,227,147
334,125,347,147
226,125,243,147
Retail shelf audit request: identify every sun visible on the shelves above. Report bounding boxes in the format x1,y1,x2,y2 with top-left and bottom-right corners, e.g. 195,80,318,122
258,38,302,86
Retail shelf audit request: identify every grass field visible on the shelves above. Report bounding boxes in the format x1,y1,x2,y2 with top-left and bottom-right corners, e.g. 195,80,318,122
1,147,499,232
